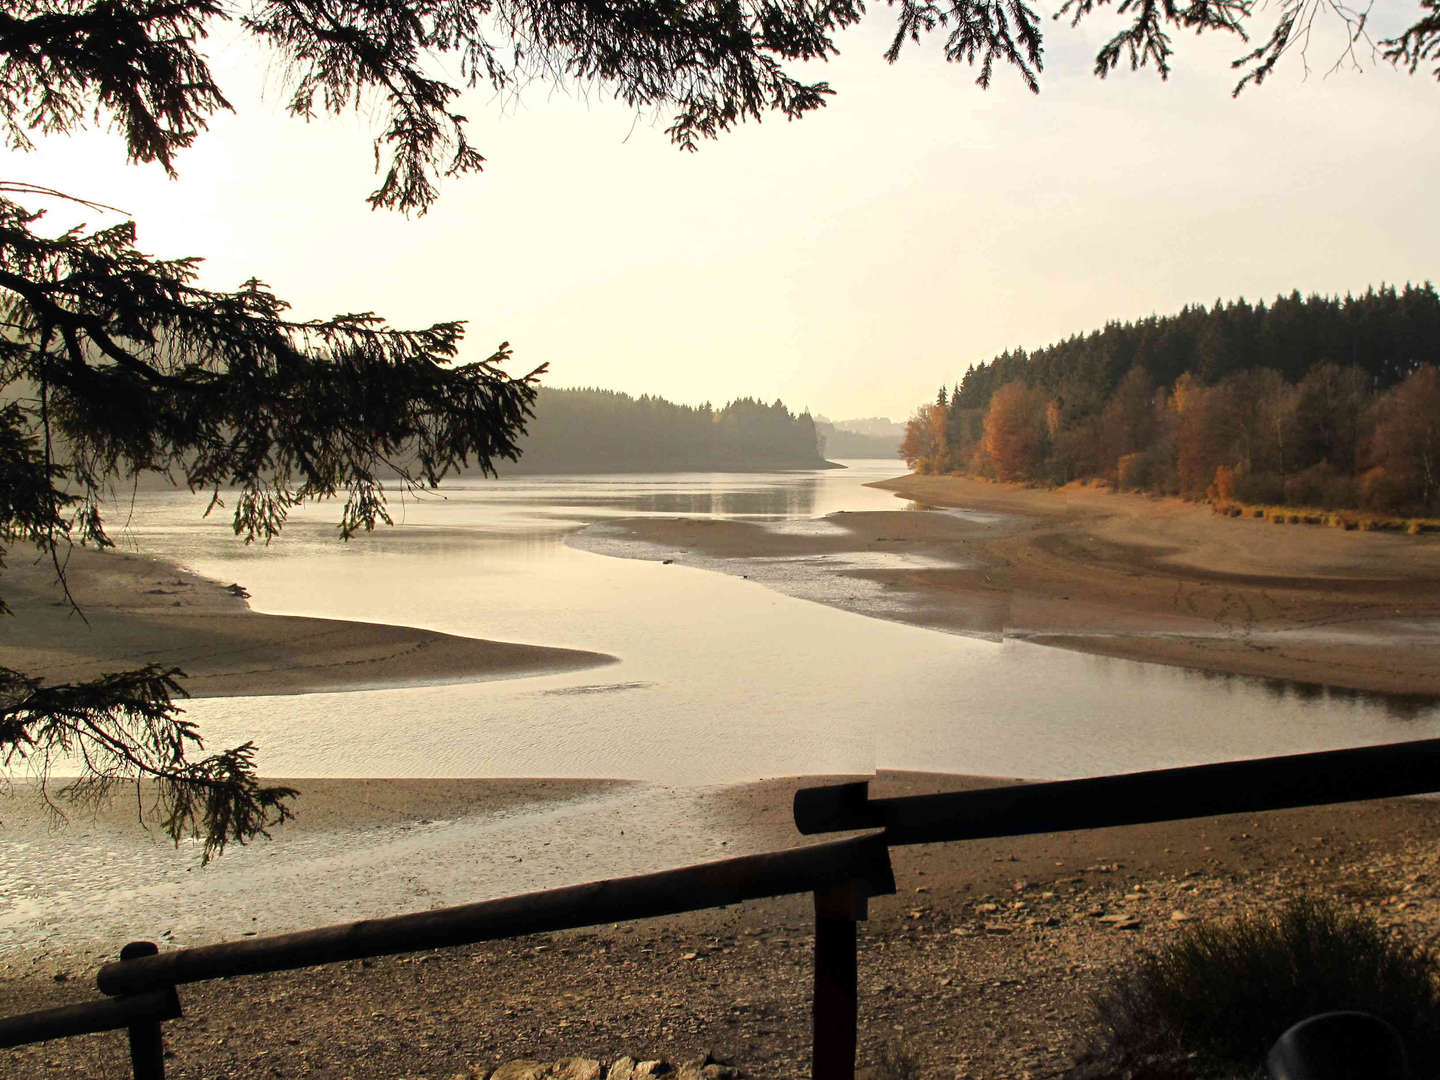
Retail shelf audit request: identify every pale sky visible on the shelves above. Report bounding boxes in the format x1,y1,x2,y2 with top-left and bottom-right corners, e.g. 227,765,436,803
8,7,1439,423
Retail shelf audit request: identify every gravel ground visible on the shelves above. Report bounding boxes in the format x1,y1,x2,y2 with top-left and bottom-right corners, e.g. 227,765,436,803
6,791,1440,1080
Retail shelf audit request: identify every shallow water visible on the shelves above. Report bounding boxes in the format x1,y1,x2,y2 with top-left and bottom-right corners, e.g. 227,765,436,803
96,460,1440,783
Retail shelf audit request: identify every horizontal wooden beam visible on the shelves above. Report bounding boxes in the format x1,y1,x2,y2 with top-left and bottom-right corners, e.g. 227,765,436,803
0,989,180,1049
98,832,894,996
794,737,1440,844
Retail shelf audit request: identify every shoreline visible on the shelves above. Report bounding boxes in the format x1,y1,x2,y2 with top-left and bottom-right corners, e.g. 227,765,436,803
571,472,1440,699
878,473,1440,698
0,546,615,698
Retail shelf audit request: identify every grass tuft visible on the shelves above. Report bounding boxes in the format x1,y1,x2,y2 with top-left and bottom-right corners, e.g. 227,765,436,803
864,1040,920,1080
1066,898,1440,1080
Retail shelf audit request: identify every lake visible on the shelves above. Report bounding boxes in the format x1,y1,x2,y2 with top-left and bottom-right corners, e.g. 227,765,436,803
106,460,1440,782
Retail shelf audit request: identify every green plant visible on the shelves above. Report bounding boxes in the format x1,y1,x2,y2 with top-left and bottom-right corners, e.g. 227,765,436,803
1068,898,1440,1080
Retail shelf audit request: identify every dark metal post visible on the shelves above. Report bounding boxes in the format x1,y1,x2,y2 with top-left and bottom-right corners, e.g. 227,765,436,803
119,942,171,1080
813,880,865,1080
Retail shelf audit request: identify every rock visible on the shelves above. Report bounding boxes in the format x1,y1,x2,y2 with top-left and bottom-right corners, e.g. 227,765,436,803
552,1059,602,1080
1097,914,1142,929
1170,910,1194,922
491,1061,549,1080
635,1061,670,1077
608,1057,638,1080
676,1053,740,1080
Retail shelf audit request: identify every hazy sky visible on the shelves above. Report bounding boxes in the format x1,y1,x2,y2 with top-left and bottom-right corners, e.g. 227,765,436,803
10,7,1439,423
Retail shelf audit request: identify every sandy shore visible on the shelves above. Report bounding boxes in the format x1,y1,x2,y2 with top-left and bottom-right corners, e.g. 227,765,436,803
573,473,1440,698
6,772,1440,1079
0,546,614,697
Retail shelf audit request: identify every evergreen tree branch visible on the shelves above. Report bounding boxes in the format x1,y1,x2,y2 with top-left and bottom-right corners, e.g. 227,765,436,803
0,664,296,862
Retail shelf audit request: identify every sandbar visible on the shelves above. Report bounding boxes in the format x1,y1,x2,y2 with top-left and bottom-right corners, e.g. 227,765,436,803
572,473,1440,698
0,546,614,697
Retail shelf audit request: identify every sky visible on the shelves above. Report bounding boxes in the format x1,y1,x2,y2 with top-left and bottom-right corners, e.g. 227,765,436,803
8,6,1440,424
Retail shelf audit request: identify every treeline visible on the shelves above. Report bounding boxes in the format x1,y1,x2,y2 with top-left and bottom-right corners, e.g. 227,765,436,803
501,387,832,473
902,284,1440,514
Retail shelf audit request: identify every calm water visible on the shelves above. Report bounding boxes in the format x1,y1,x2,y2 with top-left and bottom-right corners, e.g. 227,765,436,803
7,461,1440,960
102,460,1440,783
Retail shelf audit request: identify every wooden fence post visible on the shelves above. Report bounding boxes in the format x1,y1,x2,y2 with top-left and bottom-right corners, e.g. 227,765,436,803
813,880,866,1080
119,942,173,1080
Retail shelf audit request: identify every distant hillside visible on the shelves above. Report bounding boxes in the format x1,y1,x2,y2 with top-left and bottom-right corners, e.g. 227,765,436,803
498,387,835,474
828,416,906,440
814,418,901,458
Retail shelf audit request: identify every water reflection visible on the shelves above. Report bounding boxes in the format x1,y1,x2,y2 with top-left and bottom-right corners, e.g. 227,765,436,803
491,479,819,518
1177,664,1440,721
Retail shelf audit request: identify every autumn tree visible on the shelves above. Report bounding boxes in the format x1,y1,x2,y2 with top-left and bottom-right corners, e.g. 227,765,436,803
1099,366,1158,480
1366,365,1440,511
982,381,1049,482
1293,363,1373,475
901,402,949,473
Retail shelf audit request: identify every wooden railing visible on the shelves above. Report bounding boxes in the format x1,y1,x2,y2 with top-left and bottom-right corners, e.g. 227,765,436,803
5,832,896,1080
6,736,1440,1079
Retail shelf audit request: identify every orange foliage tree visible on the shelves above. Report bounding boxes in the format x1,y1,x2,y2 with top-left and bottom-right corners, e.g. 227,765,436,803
900,404,949,472
983,382,1049,482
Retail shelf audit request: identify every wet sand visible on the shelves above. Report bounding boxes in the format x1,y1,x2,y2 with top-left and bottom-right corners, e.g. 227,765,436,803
0,546,614,697
572,473,1440,698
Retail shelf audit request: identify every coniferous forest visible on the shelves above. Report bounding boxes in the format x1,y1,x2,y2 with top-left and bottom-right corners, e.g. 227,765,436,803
902,284,1440,515
499,387,832,473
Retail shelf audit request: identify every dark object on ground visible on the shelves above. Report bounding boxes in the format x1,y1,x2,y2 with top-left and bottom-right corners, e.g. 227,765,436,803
1067,898,1440,1079
1266,1011,1408,1080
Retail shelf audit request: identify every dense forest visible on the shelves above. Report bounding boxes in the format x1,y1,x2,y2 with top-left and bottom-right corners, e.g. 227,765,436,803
902,284,1440,515
499,387,833,473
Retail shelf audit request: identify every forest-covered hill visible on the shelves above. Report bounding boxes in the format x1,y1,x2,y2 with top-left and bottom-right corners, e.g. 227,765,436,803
902,284,1440,514
497,387,833,473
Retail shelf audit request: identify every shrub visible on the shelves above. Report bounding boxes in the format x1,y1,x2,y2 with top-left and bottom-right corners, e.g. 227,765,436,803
866,1041,920,1080
1234,470,1284,506
1210,464,1236,503
1067,899,1440,1080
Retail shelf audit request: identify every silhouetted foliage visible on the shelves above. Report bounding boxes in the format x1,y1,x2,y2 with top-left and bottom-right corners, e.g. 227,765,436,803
4,0,1439,854
0,190,540,856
